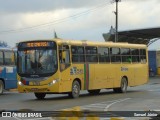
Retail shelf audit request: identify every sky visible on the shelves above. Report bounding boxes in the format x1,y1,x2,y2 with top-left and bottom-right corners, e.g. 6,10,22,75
0,0,160,50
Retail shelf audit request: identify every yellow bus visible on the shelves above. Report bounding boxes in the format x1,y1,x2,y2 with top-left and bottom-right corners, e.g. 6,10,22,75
17,39,148,99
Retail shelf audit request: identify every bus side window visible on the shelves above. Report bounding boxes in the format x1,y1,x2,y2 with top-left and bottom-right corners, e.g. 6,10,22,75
140,49,146,63
0,51,3,65
14,51,17,65
85,46,98,63
4,51,15,65
121,48,131,63
59,50,66,71
111,47,121,62
131,49,140,63
59,50,63,63
98,47,110,63
71,46,85,63
59,45,70,71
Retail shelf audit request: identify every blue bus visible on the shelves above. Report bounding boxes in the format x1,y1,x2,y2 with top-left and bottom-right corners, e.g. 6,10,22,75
0,47,17,94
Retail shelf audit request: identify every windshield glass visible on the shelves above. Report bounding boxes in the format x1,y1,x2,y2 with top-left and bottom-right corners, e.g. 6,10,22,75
18,48,57,76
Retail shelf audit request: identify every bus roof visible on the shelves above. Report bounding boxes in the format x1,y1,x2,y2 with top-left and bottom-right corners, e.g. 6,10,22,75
18,38,147,49
55,39,147,49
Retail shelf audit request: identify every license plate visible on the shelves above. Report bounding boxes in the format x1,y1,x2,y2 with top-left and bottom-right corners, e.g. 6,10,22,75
29,88,47,92
32,81,40,86
31,88,39,91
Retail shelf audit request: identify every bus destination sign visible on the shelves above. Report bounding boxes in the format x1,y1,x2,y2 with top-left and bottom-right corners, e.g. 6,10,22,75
27,42,48,47
18,41,56,50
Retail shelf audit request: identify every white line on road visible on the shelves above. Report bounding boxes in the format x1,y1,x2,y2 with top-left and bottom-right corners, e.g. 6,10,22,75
104,98,131,111
81,106,105,108
148,89,160,91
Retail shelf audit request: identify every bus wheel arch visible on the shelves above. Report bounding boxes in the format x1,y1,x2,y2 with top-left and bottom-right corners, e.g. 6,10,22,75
0,79,4,94
68,79,81,98
113,76,128,93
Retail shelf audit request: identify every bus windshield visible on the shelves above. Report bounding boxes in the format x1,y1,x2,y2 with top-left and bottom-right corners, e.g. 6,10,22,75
18,48,57,77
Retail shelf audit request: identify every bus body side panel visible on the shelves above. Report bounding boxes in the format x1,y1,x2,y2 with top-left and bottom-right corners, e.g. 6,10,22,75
118,64,148,87
94,64,114,89
128,65,135,86
0,66,17,89
59,64,84,92
112,64,121,88
4,66,17,89
118,64,135,87
134,64,148,86
85,64,94,90
59,67,72,92
0,67,5,86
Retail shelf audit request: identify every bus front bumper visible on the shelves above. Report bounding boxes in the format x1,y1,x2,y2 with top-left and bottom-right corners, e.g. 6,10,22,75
18,82,60,93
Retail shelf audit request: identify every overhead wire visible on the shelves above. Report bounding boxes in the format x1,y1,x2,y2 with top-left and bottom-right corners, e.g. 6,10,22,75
0,1,111,34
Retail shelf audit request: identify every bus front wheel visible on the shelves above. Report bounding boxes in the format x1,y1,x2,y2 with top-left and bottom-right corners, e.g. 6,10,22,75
113,77,128,93
34,93,46,100
0,80,4,95
68,81,80,98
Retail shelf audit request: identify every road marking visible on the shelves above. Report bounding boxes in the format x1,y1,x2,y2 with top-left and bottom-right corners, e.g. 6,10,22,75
148,89,160,91
81,106,105,108
73,98,132,112
61,98,132,119
100,98,131,104
104,98,131,111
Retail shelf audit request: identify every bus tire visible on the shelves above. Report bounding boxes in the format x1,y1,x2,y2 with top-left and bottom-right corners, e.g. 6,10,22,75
0,80,4,95
88,89,100,95
113,77,128,93
68,81,80,98
34,93,46,100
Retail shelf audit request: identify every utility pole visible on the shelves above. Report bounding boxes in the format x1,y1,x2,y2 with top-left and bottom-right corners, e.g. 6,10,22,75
113,0,121,42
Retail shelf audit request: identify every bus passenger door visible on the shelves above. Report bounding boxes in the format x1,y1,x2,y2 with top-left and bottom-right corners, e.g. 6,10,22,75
59,45,72,92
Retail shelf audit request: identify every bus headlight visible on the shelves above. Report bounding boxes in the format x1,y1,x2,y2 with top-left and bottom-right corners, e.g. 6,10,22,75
48,79,59,86
52,80,57,84
18,81,24,86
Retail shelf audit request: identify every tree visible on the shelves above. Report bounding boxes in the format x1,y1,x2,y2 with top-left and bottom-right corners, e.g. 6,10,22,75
0,41,8,47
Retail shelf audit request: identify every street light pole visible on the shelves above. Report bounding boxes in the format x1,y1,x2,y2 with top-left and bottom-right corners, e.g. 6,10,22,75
113,0,121,42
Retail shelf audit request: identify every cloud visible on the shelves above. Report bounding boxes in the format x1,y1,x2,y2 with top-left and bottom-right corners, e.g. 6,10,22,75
0,0,107,13
0,5,110,47
118,0,160,30
0,1,112,33
0,0,160,48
